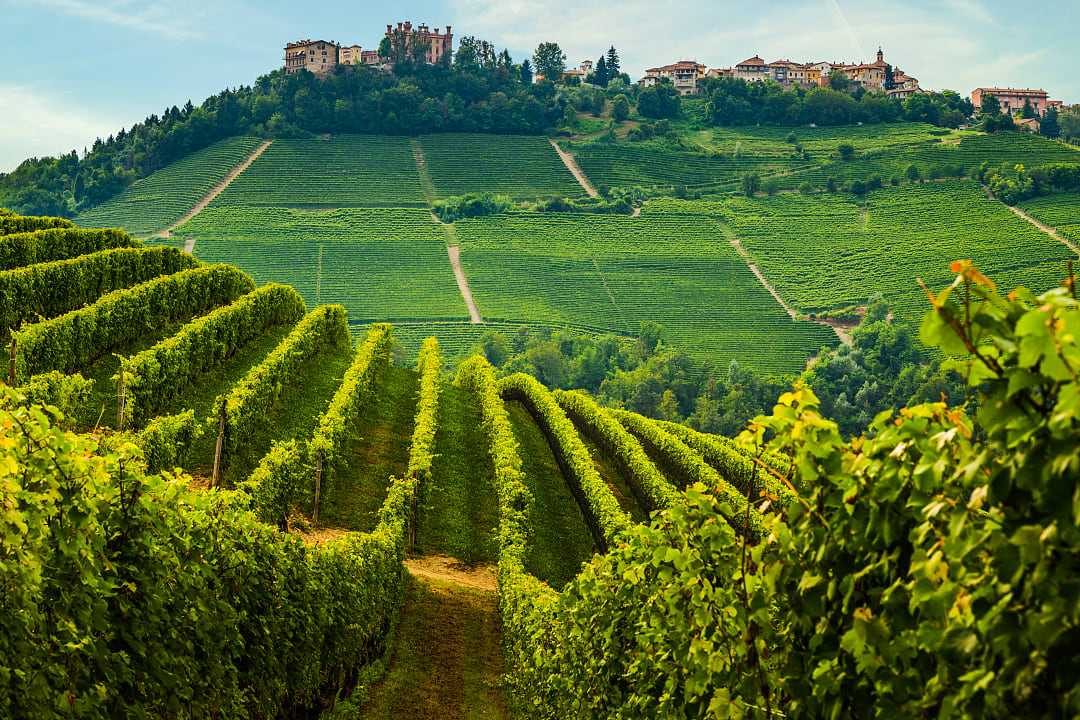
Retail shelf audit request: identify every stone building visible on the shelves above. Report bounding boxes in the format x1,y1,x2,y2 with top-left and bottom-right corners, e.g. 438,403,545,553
640,61,708,95
385,21,453,64
284,39,340,75
971,87,1063,116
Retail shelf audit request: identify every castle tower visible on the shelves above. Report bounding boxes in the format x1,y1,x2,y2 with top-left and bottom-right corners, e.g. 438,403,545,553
876,47,884,64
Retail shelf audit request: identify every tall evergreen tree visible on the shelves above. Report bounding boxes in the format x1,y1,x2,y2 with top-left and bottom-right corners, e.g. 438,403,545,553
606,46,621,76
533,42,567,83
1041,107,1061,138
594,55,609,87
520,58,534,85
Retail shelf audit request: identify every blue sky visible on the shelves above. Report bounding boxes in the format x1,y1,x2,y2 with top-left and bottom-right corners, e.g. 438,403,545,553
1,0,1076,171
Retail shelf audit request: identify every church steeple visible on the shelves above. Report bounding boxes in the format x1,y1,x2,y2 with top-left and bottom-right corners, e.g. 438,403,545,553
876,46,884,64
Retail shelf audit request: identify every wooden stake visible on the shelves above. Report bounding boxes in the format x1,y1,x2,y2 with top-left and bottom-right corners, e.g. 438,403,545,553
211,400,227,488
116,367,127,432
7,336,15,386
312,450,324,528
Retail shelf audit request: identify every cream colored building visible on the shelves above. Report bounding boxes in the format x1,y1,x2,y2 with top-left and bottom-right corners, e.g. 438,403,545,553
284,39,340,75
641,61,708,95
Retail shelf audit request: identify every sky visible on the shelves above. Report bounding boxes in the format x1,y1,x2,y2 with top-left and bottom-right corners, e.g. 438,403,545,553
1,0,1077,172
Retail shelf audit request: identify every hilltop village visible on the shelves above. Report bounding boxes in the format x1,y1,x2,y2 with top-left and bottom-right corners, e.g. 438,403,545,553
282,20,1067,125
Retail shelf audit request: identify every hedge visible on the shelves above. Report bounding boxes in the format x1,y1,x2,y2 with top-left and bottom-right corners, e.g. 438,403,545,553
9,371,93,428
0,213,73,236
0,227,138,271
215,304,349,478
0,246,197,335
122,283,306,425
406,338,442,530
611,408,765,538
499,373,630,551
555,389,678,515
12,264,254,381
134,410,205,473
0,385,405,718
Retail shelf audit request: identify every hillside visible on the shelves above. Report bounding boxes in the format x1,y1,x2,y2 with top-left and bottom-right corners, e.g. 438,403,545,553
4,206,1080,717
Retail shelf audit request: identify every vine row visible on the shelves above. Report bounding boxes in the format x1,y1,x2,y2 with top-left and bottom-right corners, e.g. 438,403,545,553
0,227,137,271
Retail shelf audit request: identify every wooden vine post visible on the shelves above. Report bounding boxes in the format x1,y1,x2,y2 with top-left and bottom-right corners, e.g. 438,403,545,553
312,449,325,528
115,365,127,432
211,399,227,488
7,336,15,386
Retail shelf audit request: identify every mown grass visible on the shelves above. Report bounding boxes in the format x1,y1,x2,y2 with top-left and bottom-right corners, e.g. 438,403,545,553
415,380,500,564
505,401,595,590
320,365,418,532
354,574,507,720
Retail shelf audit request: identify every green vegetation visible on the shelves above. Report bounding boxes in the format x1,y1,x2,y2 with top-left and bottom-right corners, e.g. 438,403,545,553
212,136,426,208
419,134,582,199
178,207,466,322
1020,192,1080,243
724,180,1074,323
0,227,135,270
74,137,263,233
455,211,835,373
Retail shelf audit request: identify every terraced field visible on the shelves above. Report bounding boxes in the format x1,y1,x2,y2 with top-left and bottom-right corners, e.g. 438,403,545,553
211,135,427,207
74,137,263,234
1020,193,1080,244
455,211,835,374
419,134,584,198
177,207,466,321
701,122,956,156
724,180,1076,323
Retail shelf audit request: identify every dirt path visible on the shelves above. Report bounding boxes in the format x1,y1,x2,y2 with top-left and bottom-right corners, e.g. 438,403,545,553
404,555,497,592
448,245,483,324
550,139,599,198
986,187,1080,255
411,139,438,202
723,224,851,345
183,236,196,254
157,140,272,238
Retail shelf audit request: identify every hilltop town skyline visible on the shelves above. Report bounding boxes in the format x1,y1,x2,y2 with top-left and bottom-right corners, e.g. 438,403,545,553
2,0,1077,171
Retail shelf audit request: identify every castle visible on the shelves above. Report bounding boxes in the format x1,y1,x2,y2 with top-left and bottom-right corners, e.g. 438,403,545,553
284,21,453,76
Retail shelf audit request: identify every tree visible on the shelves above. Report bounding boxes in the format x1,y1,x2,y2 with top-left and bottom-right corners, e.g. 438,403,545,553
592,55,609,87
637,83,681,119
1060,107,1080,139
533,42,567,83
1021,98,1037,119
980,92,1001,116
520,58,534,85
837,142,856,161
1041,107,1061,138
828,69,852,92
606,46,621,77
611,94,630,122
742,173,760,197
906,163,921,182
454,36,480,70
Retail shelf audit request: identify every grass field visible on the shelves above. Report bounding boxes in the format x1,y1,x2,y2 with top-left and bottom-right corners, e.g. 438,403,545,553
724,180,1076,323
454,211,835,374
1020,193,1080,245
699,122,957,156
178,207,467,322
211,135,427,208
74,137,263,234
419,134,583,199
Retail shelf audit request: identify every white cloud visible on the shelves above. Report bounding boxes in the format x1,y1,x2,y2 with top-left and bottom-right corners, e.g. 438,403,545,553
0,86,124,172
20,0,204,40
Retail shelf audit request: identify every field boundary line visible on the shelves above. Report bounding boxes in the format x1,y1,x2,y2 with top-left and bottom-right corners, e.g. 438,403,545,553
183,237,196,254
591,257,628,332
719,221,851,345
158,139,272,238
982,185,1080,255
448,245,483,324
550,140,599,198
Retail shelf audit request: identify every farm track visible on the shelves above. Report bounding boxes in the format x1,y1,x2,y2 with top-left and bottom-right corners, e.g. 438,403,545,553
158,140,272,238
721,222,852,345
986,187,1080,255
448,245,483,324
550,140,599,198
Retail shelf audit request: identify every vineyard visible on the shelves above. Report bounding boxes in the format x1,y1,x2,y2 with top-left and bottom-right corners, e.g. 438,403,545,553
453,210,836,373
1020,192,1080,244
176,206,467,322
722,180,1076,322
418,134,584,199
210,135,428,208
73,137,264,234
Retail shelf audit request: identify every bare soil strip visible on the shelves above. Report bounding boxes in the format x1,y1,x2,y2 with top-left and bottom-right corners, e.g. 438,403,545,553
404,554,497,593
1006,203,1080,255
550,139,600,198
158,140,272,238
411,139,438,202
183,236,196,254
723,223,852,345
448,245,483,324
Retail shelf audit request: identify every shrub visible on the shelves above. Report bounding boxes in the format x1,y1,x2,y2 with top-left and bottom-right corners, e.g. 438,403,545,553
837,142,856,160
611,94,630,121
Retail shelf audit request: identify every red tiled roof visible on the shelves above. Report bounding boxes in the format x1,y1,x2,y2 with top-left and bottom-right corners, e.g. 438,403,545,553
737,56,766,66
974,87,1048,96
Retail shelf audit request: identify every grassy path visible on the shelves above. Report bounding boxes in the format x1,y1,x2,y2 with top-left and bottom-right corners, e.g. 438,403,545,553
320,365,419,532
506,400,596,590
354,571,507,720
579,434,649,523
415,380,500,564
